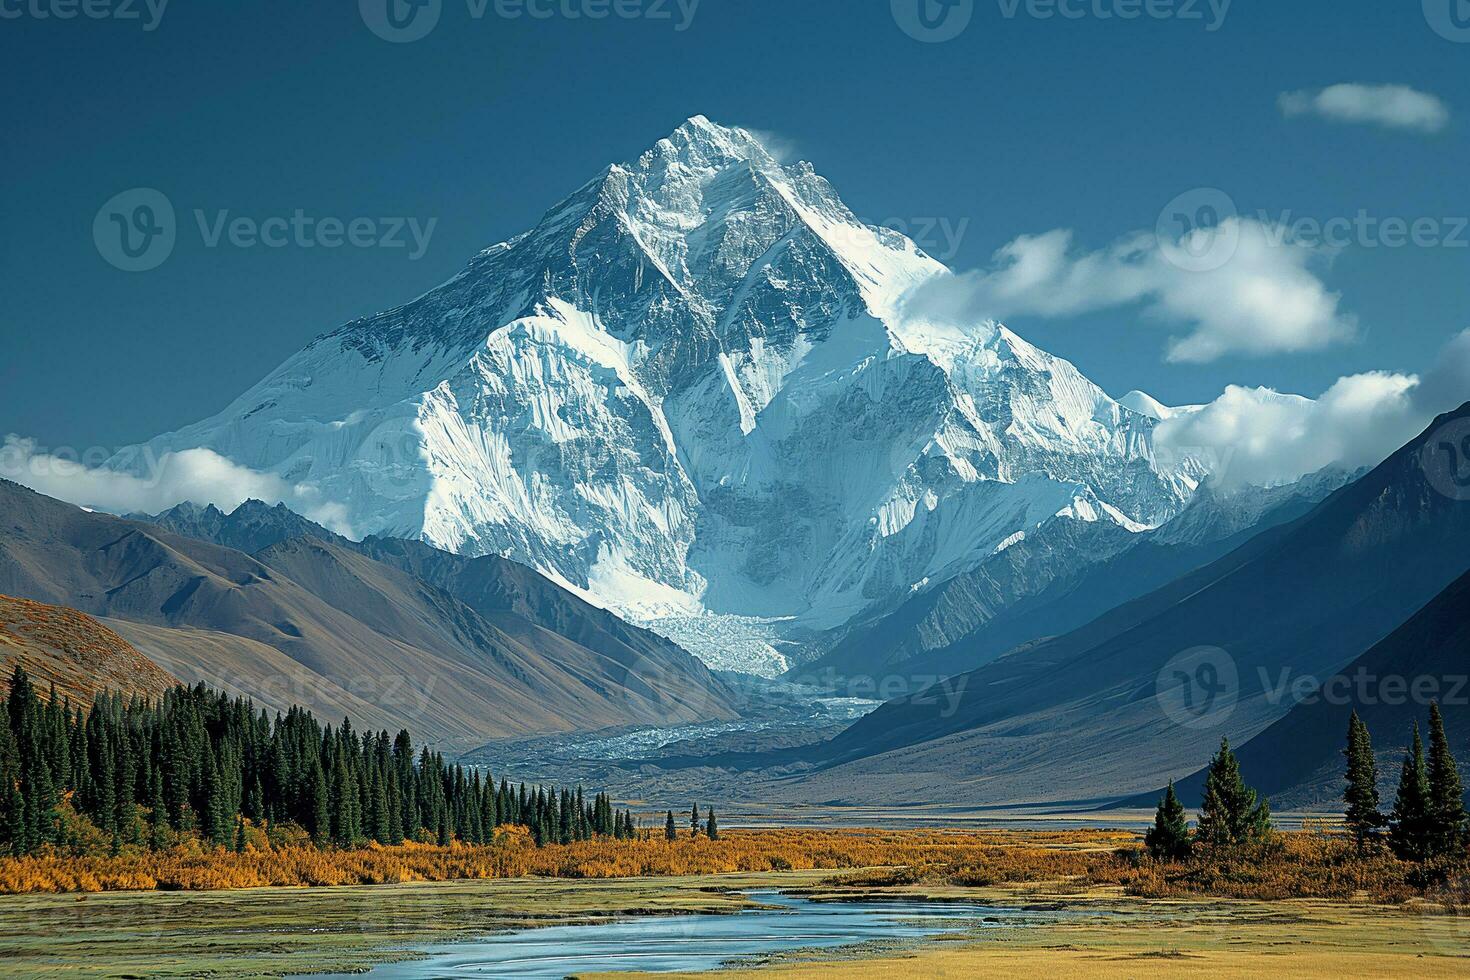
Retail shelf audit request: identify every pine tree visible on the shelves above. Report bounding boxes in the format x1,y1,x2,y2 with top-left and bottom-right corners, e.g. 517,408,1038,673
148,768,169,851
234,816,247,853
1342,711,1383,850
1144,781,1193,860
1195,738,1271,849
665,809,677,842
690,803,700,839
308,757,331,846
386,765,405,845
706,808,718,840
1426,703,1467,858
199,747,228,846
1389,723,1434,862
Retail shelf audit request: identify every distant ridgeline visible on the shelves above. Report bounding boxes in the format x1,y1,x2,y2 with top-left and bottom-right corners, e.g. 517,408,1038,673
0,667,637,858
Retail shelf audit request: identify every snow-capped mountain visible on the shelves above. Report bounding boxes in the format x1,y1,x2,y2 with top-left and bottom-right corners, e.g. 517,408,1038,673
111,117,1201,674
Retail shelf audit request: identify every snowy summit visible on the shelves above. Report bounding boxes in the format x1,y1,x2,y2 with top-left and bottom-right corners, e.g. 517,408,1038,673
110,117,1203,674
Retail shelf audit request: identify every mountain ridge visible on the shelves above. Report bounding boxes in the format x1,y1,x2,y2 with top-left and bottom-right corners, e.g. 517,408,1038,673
104,116,1201,674
0,480,738,747
776,402,1470,805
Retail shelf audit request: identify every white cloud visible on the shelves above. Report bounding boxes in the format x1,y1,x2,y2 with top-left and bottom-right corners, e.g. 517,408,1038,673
1278,83,1450,134
0,439,355,536
1154,330,1470,489
900,218,1356,363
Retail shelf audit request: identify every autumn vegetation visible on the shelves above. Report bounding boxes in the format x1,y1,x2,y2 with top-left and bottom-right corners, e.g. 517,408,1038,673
1,666,1466,907
0,666,638,861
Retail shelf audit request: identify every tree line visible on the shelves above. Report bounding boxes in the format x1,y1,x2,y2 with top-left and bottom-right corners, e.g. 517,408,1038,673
1147,702,1468,862
0,667,639,857
663,803,718,841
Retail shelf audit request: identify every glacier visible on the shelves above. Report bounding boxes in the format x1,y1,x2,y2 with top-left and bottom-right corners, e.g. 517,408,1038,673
110,116,1203,675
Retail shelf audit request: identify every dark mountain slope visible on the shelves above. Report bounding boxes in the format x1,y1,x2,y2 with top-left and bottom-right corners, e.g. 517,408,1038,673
791,404,1470,806
800,469,1353,686
1165,568,1470,809
0,481,737,747
136,500,734,724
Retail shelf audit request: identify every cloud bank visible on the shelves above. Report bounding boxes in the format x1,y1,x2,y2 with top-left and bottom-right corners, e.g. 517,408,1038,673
1154,330,1470,490
1278,83,1450,134
900,218,1355,363
0,439,355,535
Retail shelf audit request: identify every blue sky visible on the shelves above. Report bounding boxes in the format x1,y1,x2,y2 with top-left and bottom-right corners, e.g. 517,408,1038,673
2,0,1466,452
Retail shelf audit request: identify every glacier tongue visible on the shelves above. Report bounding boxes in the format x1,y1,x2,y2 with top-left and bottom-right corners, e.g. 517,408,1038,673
110,116,1199,676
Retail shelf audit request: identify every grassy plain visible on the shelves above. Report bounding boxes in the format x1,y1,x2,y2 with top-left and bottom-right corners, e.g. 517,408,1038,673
0,829,1465,978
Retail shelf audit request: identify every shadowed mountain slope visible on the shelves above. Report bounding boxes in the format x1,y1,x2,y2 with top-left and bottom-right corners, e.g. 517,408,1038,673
1163,568,1470,810
790,404,1470,806
0,481,737,747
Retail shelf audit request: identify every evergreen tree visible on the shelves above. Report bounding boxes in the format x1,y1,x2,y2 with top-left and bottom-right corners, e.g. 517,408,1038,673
148,768,168,851
1144,781,1193,860
0,672,640,857
690,803,700,839
1195,738,1271,849
1426,703,1467,858
1342,711,1383,850
665,809,677,842
308,757,331,846
1389,723,1435,862
706,808,718,841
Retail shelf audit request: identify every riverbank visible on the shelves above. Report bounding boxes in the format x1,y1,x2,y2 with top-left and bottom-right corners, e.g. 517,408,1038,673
602,881,1470,979
0,870,1464,978
0,829,1465,977
0,872,828,977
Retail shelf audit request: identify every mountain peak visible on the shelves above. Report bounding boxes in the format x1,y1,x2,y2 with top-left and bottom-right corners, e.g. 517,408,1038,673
659,115,772,164
116,119,1198,673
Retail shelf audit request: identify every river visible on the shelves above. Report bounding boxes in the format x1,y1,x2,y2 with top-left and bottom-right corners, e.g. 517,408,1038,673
309,890,1064,978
